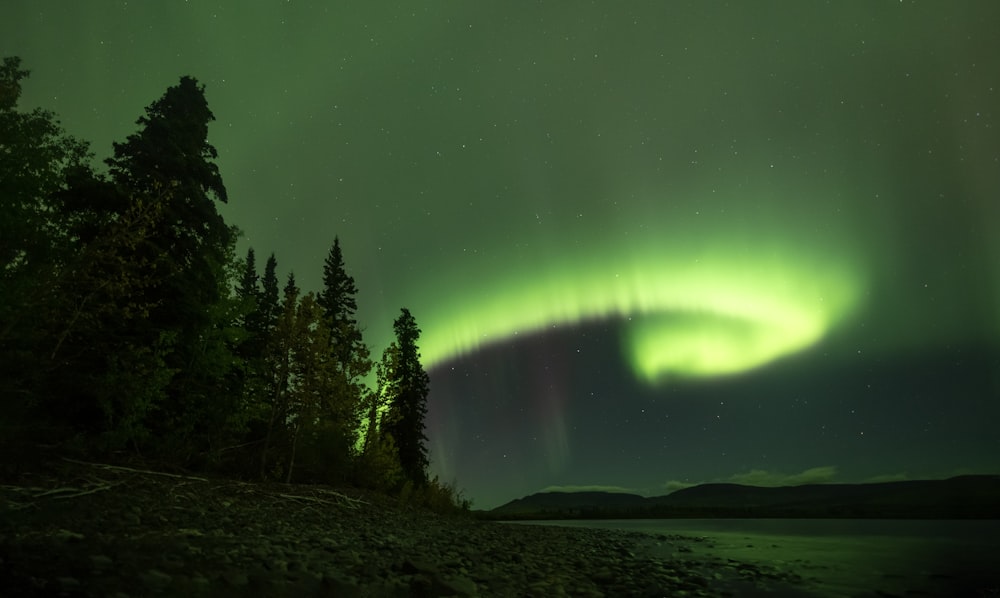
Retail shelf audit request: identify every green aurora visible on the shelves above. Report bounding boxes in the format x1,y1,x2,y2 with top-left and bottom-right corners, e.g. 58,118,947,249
414,219,864,380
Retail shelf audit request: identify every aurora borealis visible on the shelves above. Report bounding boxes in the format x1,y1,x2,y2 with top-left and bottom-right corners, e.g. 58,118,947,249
414,229,863,380
4,2,999,508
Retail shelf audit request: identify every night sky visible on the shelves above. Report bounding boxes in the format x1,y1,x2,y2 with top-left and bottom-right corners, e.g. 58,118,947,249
5,2,999,509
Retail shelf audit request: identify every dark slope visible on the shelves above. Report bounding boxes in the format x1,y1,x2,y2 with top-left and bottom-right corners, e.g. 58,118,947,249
491,475,1000,519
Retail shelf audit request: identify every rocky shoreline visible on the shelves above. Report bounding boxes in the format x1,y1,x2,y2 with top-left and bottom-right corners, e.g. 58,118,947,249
0,456,817,597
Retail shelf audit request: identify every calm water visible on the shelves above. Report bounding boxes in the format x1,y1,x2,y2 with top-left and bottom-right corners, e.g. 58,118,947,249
514,519,1000,597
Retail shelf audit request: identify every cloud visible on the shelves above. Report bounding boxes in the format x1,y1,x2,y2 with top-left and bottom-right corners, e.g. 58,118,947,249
726,465,839,487
661,480,698,494
659,467,983,496
539,484,637,494
863,472,910,484
947,466,999,478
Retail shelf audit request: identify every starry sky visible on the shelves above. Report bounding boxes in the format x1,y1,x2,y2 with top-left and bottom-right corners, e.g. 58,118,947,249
4,1,999,509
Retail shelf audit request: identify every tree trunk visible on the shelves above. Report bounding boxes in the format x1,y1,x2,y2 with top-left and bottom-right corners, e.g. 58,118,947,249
259,401,278,480
284,421,300,484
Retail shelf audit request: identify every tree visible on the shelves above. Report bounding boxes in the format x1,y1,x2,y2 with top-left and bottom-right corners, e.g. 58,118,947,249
234,247,264,367
363,343,398,456
236,248,260,318
383,308,430,486
99,75,242,462
1,56,92,397
317,236,370,385
316,237,371,448
0,71,250,463
105,75,235,337
257,272,299,479
318,237,359,332
241,253,284,478
0,58,189,445
356,343,404,490
31,180,173,443
260,253,281,334
0,56,90,281
282,290,319,483
284,292,357,483
152,239,246,465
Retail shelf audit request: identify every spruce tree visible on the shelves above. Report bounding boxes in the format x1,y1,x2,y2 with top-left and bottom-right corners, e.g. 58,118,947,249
384,308,430,486
252,254,283,478
260,253,281,335
316,237,371,446
318,237,358,331
258,272,300,479
103,75,240,461
318,237,365,368
105,75,234,337
235,247,262,345
237,247,260,308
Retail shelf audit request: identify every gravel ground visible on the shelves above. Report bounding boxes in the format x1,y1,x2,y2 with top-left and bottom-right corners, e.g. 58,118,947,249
0,457,811,597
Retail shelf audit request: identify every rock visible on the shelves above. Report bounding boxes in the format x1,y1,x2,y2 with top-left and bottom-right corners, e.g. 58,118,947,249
140,568,173,592
409,573,434,595
433,574,478,596
591,566,615,584
316,573,364,598
265,557,288,572
401,557,439,575
90,554,114,570
221,569,249,587
54,528,85,542
342,549,363,566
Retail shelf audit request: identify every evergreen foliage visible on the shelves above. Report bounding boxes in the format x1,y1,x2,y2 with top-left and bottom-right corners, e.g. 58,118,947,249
383,308,431,486
318,238,359,335
317,237,371,455
1,56,92,411
102,75,241,464
0,56,468,512
260,253,281,333
237,247,261,323
0,57,90,281
105,75,236,339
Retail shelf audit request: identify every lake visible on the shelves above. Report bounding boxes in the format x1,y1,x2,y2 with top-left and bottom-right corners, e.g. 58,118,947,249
513,519,1000,597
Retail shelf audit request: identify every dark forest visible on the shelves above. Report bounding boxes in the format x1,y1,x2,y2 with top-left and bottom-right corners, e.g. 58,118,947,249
0,57,467,512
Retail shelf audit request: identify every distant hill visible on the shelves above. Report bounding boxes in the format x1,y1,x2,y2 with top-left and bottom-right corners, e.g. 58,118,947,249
491,491,648,516
489,475,1000,519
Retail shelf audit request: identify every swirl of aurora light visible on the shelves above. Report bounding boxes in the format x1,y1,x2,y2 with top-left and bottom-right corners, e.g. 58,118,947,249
412,224,864,382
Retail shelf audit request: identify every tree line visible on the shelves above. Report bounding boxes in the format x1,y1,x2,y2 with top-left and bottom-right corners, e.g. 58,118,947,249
0,57,464,509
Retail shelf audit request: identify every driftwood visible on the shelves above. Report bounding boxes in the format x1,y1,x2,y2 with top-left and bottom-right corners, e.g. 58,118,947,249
1,457,369,512
276,488,367,509
1,477,125,510
61,457,211,482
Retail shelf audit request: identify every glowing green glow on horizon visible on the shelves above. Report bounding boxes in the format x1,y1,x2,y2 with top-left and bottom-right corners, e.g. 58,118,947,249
414,232,864,381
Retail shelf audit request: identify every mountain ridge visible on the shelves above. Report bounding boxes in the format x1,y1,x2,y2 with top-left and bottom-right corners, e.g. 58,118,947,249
489,475,1000,519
